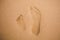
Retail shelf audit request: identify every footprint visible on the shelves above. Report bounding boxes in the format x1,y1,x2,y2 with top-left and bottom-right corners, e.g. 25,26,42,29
30,6,41,35
16,15,26,31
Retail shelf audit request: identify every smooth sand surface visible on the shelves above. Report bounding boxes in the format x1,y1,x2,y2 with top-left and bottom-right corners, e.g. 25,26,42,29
0,0,60,40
